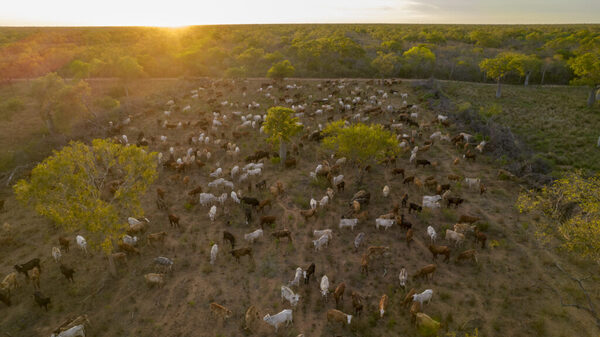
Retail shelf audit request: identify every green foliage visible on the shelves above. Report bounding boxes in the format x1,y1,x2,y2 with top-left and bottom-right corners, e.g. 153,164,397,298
568,52,600,87
371,51,399,77
115,56,145,82
225,66,247,79
14,139,158,254
403,46,436,76
479,103,502,119
263,106,303,145
512,54,542,77
322,121,400,165
68,59,92,80
267,60,295,79
94,95,120,111
517,170,600,262
0,97,25,121
30,73,91,134
479,52,521,80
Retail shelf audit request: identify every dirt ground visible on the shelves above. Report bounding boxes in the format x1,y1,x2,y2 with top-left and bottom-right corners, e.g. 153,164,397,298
0,78,597,337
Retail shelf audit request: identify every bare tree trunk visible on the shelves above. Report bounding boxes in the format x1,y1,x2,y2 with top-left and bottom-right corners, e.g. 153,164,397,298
541,67,547,85
448,63,455,80
588,87,596,108
279,141,287,164
496,78,502,98
108,254,117,277
45,112,57,135
524,72,531,86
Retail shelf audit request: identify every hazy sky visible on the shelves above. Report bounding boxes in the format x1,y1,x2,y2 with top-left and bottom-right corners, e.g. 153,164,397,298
1,0,599,26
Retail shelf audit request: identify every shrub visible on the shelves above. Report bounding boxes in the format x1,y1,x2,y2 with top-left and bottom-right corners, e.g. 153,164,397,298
0,97,25,121
94,95,120,111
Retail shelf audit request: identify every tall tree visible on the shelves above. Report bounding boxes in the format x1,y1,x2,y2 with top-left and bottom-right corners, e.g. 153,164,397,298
479,52,520,98
30,72,91,134
263,106,303,163
14,139,158,254
513,54,542,86
322,121,400,167
114,56,145,101
568,52,600,107
371,52,399,78
267,60,295,80
402,46,436,78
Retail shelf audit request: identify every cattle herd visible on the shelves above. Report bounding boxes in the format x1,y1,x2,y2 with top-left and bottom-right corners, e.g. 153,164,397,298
1,78,499,336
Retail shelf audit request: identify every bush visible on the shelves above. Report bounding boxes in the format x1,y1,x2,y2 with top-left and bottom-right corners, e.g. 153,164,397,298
225,66,247,79
0,97,25,121
94,95,120,111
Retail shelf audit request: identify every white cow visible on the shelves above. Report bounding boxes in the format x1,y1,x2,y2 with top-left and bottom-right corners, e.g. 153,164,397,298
320,275,329,299
375,218,395,230
310,198,317,210
339,218,358,230
354,232,365,249
51,324,86,337
313,234,330,251
244,229,263,243
263,309,293,332
209,206,217,222
52,247,61,263
281,285,300,306
465,177,481,189
76,235,87,255
313,229,333,240
445,229,465,246
210,244,218,265
427,226,437,244
413,289,433,306
289,267,303,287
399,267,407,288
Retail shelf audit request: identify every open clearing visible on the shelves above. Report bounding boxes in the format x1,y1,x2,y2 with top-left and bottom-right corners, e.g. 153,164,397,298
0,78,597,337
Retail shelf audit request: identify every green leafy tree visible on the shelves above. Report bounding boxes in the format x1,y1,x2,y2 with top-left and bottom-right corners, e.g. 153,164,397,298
225,66,247,79
322,121,400,166
568,52,600,107
68,59,92,80
402,46,436,77
513,54,542,86
479,52,520,98
30,72,91,134
267,60,295,80
371,52,399,78
263,106,303,163
517,170,600,262
114,56,144,100
14,139,158,254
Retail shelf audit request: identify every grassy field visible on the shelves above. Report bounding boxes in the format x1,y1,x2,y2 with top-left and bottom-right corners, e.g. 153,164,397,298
440,81,600,173
0,78,598,336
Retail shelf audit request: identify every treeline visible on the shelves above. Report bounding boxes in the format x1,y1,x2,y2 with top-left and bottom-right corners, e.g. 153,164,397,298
0,24,598,85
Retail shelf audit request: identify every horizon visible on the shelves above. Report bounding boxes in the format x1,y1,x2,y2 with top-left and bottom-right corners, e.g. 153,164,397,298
1,0,599,27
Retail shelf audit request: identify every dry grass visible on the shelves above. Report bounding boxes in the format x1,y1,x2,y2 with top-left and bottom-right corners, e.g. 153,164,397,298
0,78,597,336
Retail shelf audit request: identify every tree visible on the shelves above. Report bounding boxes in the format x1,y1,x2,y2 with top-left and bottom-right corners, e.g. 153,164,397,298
267,60,295,80
479,52,520,98
114,56,144,100
225,66,247,79
516,170,600,262
68,59,92,80
263,106,303,163
402,46,436,77
568,52,600,107
30,72,91,134
14,139,158,254
513,54,541,86
322,121,400,166
371,52,399,78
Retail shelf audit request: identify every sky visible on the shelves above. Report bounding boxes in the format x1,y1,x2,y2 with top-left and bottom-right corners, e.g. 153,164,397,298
0,0,599,26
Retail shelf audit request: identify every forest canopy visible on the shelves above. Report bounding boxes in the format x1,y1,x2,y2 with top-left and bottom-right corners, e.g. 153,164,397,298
0,24,598,85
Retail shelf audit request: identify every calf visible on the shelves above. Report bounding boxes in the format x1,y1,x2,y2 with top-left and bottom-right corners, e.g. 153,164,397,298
260,215,276,229
272,229,292,242
327,309,352,325
34,290,51,311
168,213,180,228
333,282,345,307
223,231,236,249
447,197,464,208
304,263,315,284
60,264,75,282
428,244,451,262
414,264,437,281
210,302,232,319
408,203,422,213
58,237,70,252
350,291,364,316
457,249,478,264
231,247,253,262
14,258,41,277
